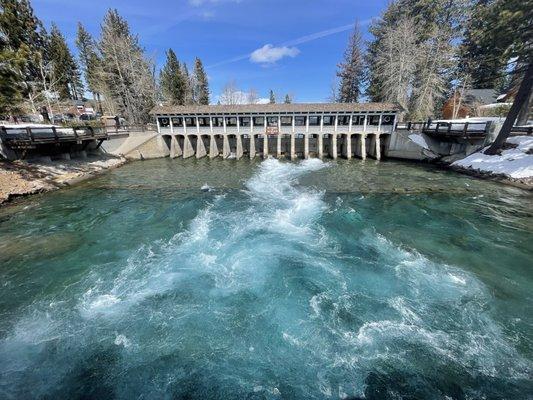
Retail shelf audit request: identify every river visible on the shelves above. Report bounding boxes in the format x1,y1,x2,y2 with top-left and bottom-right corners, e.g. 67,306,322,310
0,158,531,399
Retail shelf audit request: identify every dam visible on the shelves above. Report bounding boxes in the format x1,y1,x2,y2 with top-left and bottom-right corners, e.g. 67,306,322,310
152,103,399,160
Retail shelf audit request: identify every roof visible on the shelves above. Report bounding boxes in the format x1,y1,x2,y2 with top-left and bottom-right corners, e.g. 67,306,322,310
464,89,498,105
150,102,400,115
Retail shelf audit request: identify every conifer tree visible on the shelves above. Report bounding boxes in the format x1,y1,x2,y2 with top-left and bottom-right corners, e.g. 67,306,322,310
160,49,186,105
0,0,47,84
76,22,103,107
99,9,156,123
269,90,276,104
0,0,48,112
481,0,533,154
180,62,194,105
193,57,209,105
0,29,25,114
48,23,83,100
337,23,364,103
284,94,291,104
459,0,505,90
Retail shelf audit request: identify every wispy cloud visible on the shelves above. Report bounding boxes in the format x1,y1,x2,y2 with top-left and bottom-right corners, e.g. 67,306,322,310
250,44,300,65
207,20,371,69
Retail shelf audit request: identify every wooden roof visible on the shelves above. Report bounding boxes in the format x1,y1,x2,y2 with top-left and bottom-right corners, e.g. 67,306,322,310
151,102,400,115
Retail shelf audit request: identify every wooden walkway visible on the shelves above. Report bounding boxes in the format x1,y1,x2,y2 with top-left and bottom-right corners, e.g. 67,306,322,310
0,125,108,150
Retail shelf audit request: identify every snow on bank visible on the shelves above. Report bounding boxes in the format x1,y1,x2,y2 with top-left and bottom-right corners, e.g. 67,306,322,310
452,136,533,179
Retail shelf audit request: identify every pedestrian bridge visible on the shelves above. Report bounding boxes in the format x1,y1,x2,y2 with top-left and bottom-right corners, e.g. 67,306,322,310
151,103,400,160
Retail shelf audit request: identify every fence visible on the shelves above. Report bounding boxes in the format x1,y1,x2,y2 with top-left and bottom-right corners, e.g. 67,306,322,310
397,121,491,140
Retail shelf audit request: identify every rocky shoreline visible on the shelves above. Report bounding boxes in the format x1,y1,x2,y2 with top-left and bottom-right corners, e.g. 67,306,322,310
0,155,127,205
449,164,533,190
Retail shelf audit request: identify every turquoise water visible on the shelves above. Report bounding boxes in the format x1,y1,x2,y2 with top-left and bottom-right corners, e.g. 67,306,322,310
0,158,531,399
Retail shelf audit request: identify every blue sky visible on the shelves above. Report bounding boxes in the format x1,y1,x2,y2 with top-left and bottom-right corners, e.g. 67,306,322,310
33,0,388,103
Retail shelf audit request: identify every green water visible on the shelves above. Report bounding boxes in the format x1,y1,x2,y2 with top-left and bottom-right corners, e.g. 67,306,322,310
0,158,531,399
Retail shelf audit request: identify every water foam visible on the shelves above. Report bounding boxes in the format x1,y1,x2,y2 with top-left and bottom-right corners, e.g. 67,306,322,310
1,158,531,399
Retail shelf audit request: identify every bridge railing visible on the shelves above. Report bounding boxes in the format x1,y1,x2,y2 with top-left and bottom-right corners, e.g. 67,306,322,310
510,126,533,136
104,123,157,134
0,125,109,148
397,121,492,139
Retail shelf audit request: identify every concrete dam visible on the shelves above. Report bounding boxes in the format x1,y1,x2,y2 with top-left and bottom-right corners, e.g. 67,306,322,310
152,103,399,161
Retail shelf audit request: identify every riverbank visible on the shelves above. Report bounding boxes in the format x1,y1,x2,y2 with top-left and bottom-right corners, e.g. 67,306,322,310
451,136,533,190
0,155,127,205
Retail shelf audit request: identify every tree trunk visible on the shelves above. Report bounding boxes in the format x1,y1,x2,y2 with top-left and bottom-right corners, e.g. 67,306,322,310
516,88,532,125
485,62,533,155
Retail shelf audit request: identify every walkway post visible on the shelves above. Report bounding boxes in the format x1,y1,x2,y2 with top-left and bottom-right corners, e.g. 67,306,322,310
318,134,323,158
304,134,309,159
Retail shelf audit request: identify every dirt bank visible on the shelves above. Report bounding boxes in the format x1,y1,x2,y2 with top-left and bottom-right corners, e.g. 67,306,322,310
0,155,127,205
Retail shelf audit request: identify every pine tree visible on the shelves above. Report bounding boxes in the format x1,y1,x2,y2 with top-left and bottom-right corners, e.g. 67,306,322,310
180,62,194,105
76,22,102,105
0,0,48,112
284,94,291,104
0,0,47,84
482,0,533,153
337,23,364,103
459,0,505,89
99,9,156,123
160,49,186,105
0,30,25,114
269,90,276,104
48,23,83,100
193,57,209,105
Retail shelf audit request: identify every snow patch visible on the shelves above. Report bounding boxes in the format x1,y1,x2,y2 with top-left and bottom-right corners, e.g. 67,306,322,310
452,136,533,179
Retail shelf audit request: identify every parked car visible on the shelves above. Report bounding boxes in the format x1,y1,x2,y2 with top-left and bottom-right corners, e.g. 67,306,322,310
80,113,96,121
20,114,43,123
52,114,65,124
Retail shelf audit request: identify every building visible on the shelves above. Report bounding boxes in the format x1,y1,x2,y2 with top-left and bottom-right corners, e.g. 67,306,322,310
150,103,400,160
442,88,499,119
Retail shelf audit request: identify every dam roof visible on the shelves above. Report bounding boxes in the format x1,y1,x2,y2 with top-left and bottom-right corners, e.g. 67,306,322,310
151,102,400,115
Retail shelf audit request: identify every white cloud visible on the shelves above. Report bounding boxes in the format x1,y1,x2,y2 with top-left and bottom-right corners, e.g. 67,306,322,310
208,22,372,69
250,44,300,64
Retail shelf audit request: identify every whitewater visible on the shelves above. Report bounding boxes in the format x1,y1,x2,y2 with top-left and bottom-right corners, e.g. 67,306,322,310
0,158,531,399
